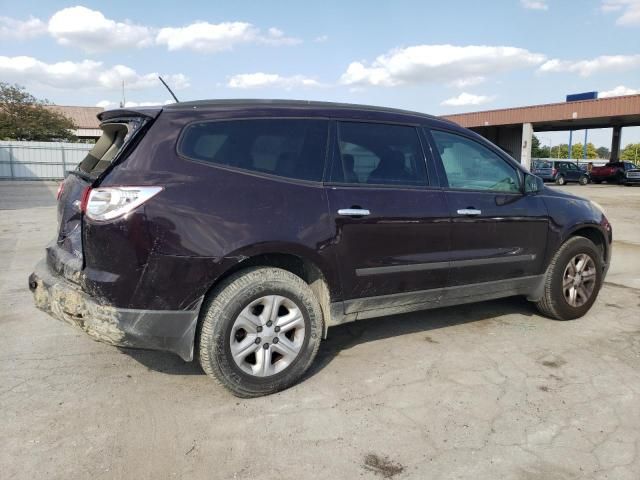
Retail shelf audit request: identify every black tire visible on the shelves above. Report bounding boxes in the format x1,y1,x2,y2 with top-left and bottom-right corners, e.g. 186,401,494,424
616,173,625,185
198,267,323,397
578,175,588,185
535,237,603,320
555,175,566,186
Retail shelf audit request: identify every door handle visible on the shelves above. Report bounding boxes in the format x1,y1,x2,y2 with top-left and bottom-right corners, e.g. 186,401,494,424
457,208,482,216
338,208,370,217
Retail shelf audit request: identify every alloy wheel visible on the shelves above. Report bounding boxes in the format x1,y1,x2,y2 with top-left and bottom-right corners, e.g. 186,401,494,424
229,295,306,377
562,253,597,307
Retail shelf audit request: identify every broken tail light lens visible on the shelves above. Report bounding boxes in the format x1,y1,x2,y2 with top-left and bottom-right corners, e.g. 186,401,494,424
84,186,163,222
56,181,64,201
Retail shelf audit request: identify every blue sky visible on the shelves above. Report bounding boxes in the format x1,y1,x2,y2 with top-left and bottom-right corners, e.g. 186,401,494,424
1,0,639,148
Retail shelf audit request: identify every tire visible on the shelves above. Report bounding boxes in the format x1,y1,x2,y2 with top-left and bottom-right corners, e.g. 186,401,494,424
578,175,588,185
555,175,566,186
535,237,603,320
616,173,625,185
198,267,323,397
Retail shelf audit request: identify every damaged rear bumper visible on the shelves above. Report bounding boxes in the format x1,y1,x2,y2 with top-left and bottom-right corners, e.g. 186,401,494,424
28,260,200,361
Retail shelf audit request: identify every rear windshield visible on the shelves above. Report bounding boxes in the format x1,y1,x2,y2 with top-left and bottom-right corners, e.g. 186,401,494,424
178,119,329,182
533,160,552,169
76,118,145,178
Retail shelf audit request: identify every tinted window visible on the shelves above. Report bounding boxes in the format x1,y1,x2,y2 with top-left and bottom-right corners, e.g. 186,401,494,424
179,119,328,182
330,122,427,187
431,130,520,193
533,160,551,169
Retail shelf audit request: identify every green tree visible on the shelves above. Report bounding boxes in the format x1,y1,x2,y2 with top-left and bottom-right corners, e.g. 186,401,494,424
620,143,640,164
0,82,76,141
531,135,552,158
550,144,569,159
570,143,597,160
595,146,610,159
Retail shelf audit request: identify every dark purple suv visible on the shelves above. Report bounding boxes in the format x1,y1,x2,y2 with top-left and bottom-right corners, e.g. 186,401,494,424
29,100,612,397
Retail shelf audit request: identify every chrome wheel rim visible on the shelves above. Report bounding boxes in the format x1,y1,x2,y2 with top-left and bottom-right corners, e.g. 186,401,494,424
230,295,306,377
562,253,597,307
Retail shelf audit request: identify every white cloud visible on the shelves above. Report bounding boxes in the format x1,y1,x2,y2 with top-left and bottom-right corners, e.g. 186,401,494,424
448,76,485,88
599,85,639,97
0,16,47,39
227,72,322,89
314,35,329,43
48,6,153,52
339,44,546,87
539,54,640,76
156,21,299,52
96,99,175,110
521,0,549,10
0,55,189,90
441,92,495,107
601,0,640,26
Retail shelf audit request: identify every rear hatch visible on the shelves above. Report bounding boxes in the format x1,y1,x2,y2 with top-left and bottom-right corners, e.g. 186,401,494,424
49,108,160,283
532,160,553,178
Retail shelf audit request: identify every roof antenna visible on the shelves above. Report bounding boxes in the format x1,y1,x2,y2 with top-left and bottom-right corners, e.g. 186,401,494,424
158,76,180,103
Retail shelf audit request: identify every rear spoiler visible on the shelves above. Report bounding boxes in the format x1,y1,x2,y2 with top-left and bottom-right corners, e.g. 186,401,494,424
97,107,162,122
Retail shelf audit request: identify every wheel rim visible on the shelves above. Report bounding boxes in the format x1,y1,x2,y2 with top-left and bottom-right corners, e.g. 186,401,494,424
558,177,565,185
229,295,306,377
562,253,597,307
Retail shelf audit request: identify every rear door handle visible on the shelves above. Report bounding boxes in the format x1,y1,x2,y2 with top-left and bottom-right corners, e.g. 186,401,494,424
457,208,482,216
338,208,370,217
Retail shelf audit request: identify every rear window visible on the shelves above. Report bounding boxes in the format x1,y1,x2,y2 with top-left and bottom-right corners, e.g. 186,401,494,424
77,120,143,177
178,119,329,182
533,160,552,169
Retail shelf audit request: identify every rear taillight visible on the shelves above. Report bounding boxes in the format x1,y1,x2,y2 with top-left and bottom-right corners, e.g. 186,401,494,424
552,168,557,176
56,181,64,201
84,186,163,221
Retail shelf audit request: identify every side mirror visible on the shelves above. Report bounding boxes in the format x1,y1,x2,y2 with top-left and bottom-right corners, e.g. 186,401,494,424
524,173,544,194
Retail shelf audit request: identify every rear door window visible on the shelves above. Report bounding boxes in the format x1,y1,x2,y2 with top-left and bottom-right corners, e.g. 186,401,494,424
178,119,329,182
330,121,427,187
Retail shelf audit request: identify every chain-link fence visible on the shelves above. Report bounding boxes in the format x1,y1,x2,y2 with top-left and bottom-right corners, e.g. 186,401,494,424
0,141,92,180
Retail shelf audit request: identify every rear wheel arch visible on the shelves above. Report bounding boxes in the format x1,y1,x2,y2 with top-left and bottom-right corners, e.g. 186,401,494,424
196,252,334,350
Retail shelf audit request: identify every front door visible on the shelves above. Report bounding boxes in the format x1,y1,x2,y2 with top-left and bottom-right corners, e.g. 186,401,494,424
427,128,548,289
325,121,450,314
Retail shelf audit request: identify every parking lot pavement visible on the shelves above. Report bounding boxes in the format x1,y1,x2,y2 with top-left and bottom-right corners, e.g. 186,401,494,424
1,181,639,480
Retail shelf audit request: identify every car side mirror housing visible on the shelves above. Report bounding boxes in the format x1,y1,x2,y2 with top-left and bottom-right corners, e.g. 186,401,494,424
524,173,544,194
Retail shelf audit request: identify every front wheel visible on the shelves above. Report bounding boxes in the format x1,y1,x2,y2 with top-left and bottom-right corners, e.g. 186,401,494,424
198,267,323,397
535,237,603,320
579,175,588,185
555,175,566,186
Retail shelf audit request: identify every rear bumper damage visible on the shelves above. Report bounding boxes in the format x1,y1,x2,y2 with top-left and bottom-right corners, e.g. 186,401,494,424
28,260,200,361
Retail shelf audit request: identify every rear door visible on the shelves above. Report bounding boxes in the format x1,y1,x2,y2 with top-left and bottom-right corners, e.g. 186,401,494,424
426,128,548,289
325,121,450,313
564,162,581,181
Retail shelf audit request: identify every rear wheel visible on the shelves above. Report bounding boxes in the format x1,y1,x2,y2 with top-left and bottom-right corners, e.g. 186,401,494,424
535,237,603,320
578,175,588,185
555,175,566,186
198,267,323,397
616,172,625,185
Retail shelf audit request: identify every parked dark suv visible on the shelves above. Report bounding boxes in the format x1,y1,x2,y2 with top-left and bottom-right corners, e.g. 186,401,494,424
29,100,612,397
531,160,589,185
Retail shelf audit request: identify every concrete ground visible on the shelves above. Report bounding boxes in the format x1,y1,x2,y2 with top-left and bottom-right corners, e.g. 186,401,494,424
1,181,639,480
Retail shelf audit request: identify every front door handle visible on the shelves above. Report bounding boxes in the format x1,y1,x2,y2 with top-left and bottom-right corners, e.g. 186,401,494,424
457,208,482,216
338,208,371,217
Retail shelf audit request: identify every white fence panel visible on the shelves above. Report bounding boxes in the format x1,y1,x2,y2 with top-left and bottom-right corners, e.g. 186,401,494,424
0,141,93,180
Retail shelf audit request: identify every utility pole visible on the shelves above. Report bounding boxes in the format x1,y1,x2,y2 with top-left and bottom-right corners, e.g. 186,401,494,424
119,80,126,108
568,130,573,159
